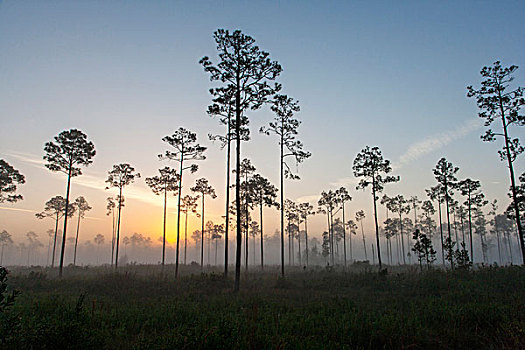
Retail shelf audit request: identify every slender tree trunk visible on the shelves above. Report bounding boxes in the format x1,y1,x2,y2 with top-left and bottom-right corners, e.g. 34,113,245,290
496,230,502,265
111,208,115,267
52,212,59,268
234,78,242,292
115,187,123,268
73,210,81,266
298,230,301,266
175,154,184,278
201,194,205,270
162,187,167,271
59,164,73,277
305,216,309,266
437,197,445,266
372,181,382,268
499,93,525,264
342,203,347,268
280,128,285,277
184,210,188,265
224,127,231,276
399,213,406,264
445,181,454,269
245,174,249,270
361,221,367,261
330,209,334,265
260,203,264,270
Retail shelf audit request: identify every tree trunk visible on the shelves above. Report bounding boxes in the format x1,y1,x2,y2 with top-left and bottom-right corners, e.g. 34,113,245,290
162,187,167,271
224,126,231,276
73,210,81,266
372,180,382,268
499,91,525,264
260,203,264,270
305,216,309,267
399,213,406,264
184,210,188,265
201,194,205,270
444,180,454,269
175,153,184,278
52,211,59,268
115,186,123,268
234,77,242,292
280,126,285,277
437,197,445,266
342,202,347,268
59,163,73,277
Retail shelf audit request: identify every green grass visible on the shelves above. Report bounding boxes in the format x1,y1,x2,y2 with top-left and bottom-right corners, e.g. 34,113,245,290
1,265,524,349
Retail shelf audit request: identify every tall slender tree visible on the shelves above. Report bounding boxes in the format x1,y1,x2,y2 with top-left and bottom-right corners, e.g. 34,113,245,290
426,185,446,266
298,202,315,266
43,129,95,276
467,61,524,263
457,178,485,262
0,230,13,265
207,86,248,276
72,196,91,266
318,191,337,265
145,167,180,270
106,197,117,266
191,178,217,269
261,94,310,276
201,29,282,291
0,159,25,203
336,188,352,267
35,196,74,268
105,163,140,268
386,195,410,264
159,127,206,278
180,194,199,265
355,210,367,261
248,174,278,269
432,158,459,268
353,146,399,268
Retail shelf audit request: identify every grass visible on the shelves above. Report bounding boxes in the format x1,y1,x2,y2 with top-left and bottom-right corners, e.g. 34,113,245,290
1,264,524,349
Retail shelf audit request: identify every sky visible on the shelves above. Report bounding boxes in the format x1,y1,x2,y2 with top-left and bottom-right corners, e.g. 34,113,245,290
0,1,524,263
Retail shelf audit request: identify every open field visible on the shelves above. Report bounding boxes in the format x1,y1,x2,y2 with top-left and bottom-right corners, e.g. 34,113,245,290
1,264,524,349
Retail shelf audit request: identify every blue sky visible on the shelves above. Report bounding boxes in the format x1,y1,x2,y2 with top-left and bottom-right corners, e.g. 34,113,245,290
0,1,524,250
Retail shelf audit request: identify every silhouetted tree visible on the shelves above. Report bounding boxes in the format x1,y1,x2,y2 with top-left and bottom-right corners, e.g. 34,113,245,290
412,229,436,270
105,163,140,268
426,185,446,266
43,129,95,276
248,174,278,269
207,86,248,276
159,127,206,277
385,195,410,264
72,196,91,266
105,196,120,266
0,159,25,203
201,29,282,291
457,178,486,262
191,178,217,269
298,202,315,266
180,195,199,265
318,191,337,264
146,167,180,270
353,146,399,268
432,158,458,268
468,61,524,263
0,230,13,265
93,234,104,264
355,210,367,261
261,94,311,276
335,187,352,267
35,196,75,268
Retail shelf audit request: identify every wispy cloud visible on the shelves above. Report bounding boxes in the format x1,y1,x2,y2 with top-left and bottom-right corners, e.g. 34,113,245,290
392,119,482,170
2,151,160,207
0,206,38,214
